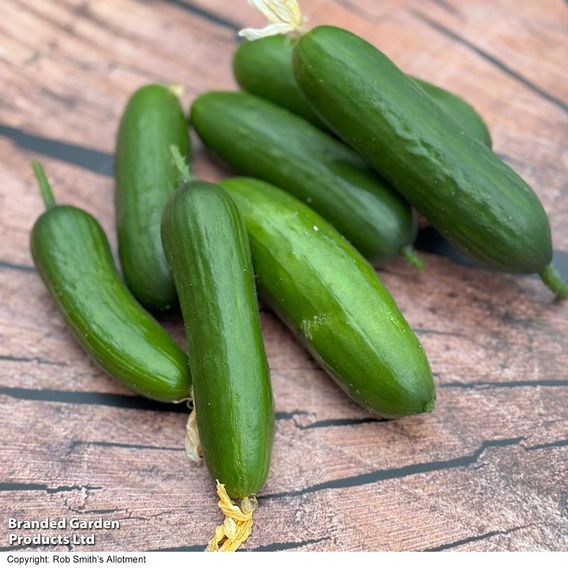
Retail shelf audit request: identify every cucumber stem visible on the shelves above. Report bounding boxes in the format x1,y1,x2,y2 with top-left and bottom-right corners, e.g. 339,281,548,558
169,144,192,185
32,161,56,209
540,264,568,299
401,245,425,270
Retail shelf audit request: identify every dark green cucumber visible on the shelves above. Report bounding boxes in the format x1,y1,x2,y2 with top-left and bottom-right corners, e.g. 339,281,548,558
161,162,273,498
233,34,492,147
191,91,419,266
234,35,325,128
115,84,190,312
294,26,566,296
30,162,191,402
219,177,435,419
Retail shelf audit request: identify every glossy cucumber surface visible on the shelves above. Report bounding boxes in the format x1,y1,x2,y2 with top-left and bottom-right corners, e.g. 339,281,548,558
191,91,416,265
293,26,552,275
161,179,274,498
220,177,435,419
115,84,190,312
233,34,491,146
413,78,492,147
30,167,191,402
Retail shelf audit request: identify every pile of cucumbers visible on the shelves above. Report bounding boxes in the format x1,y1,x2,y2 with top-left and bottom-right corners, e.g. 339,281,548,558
30,22,566,550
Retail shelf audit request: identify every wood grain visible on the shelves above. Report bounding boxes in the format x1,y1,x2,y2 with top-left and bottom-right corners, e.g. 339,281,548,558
0,0,567,552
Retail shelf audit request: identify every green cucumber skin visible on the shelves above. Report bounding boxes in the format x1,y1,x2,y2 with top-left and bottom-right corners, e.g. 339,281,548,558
115,84,190,312
191,91,416,264
234,35,326,129
31,206,191,402
161,181,274,498
219,177,435,419
412,78,492,147
233,34,492,147
293,26,552,274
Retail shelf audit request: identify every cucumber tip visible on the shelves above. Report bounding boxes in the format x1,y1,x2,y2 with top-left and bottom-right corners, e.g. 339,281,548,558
423,398,436,413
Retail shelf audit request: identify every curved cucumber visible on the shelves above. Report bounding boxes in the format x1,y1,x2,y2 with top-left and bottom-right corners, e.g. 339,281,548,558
161,174,274,498
191,91,417,265
115,84,190,312
233,34,491,147
220,177,435,419
30,163,191,402
293,26,557,285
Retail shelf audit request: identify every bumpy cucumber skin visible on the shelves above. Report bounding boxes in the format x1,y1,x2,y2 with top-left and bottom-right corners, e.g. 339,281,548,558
234,35,326,129
191,91,416,264
293,26,552,274
115,84,190,312
233,34,492,147
412,78,492,148
161,181,274,498
31,206,191,402
219,177,435,419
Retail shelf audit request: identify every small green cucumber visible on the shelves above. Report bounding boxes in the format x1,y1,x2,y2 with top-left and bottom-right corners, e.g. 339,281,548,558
161,157,274,498
233,34,492,147
293,26,567,297
30,162,191,402
219,177,436,419
115,84,190,312
191,91,420,266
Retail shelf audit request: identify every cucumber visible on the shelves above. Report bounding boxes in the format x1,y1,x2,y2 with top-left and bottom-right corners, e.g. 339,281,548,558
219,177,436,419
161,159,274,498
30,162,191,402
233,34,492,147
115,84,190,312
190,91,419,266
293,26,566,296
234,35,325,129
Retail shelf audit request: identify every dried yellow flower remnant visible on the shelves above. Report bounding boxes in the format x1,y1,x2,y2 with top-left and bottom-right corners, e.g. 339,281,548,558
206,481,257,552
239,0,306,41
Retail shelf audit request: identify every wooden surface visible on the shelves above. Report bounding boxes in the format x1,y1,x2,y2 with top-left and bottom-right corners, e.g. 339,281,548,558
1,0,567,553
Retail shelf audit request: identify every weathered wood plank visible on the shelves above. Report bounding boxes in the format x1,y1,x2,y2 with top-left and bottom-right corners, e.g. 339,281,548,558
0,0,567,552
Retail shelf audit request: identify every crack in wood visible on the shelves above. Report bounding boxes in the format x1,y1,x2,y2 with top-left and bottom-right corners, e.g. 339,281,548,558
423,524,528,551
525,438,568,452
0,482,101,494
152,536,330,552
244,536,331,551
69,440,183,452
296,416,387,429
0,260,36,273
414,327,468,338
275,409,311,420
410,9,568,114
0,123,113,176
428,0,460,16
0,386,188,412
0,354,67,366
261,437,525,499
333,0,387,23
442,379,568,389
162,0,241,33
150,543,206,551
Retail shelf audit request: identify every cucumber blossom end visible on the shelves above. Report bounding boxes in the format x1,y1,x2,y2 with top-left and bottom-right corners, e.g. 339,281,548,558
540,264,568,299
